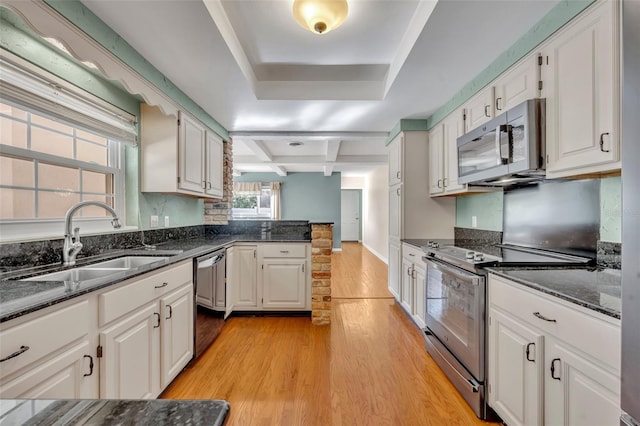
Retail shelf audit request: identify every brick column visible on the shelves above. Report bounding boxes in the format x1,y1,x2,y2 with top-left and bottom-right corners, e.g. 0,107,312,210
204,138,233,224
311,223,333,325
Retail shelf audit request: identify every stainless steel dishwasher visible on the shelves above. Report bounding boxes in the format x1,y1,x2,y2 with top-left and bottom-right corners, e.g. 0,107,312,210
194,248,226,359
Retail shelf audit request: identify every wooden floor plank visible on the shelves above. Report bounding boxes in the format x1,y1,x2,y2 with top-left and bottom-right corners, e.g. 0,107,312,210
162,243,498,425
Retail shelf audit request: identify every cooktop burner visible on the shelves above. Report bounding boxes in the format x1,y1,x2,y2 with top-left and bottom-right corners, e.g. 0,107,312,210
423,240,593,272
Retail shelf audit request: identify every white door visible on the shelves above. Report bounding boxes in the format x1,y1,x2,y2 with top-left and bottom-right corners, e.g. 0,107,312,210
341,190,360,241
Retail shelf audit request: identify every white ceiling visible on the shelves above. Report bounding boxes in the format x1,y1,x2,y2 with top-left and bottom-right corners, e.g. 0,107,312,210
81,0,559,177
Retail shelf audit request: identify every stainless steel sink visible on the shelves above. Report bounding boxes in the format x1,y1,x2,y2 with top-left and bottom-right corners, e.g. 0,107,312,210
84,256,169,269
22,256,170,282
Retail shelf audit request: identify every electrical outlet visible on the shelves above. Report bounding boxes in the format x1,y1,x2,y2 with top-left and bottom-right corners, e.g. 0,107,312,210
150,215,159,227
471,216,478,228
164,216,170,227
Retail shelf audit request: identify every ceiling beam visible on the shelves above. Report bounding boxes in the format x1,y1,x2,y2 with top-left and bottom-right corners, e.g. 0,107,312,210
242,139,288,176
325,140,341,162
234,155,388,165
230,131,389,140
324,165,334,177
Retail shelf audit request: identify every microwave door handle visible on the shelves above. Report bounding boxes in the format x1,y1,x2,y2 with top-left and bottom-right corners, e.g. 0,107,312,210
497,125,511,164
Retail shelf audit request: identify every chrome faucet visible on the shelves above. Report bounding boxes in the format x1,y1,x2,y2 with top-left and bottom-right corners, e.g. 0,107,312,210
63,201,122,266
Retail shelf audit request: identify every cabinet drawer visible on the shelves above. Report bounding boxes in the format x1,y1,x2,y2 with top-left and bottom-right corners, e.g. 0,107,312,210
489,275,620,371
99,261,192,327
402,243,424,262
0,300,89,379
261,244,307,258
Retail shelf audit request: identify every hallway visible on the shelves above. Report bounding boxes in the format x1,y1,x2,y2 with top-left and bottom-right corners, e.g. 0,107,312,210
162,243,496,425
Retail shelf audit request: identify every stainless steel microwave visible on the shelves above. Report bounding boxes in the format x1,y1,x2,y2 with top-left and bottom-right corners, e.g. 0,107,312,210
457,98,546,186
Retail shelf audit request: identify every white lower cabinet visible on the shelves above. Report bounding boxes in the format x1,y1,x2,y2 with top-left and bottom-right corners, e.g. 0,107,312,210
160,284,194,389
400,243,427,329
228,243,310,311
488,274,621,426
100,303,160,399
388,240,401,301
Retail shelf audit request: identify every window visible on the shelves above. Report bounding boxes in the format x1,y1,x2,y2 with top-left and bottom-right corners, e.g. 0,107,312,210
232,186,272,218
0,55,136,241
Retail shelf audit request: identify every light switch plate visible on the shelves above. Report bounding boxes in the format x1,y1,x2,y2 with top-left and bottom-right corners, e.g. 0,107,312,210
164,216,170,227
150,215,159,227
471,216,478,228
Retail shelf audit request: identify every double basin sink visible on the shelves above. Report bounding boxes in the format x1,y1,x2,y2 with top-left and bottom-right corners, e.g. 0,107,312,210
23,256,170,282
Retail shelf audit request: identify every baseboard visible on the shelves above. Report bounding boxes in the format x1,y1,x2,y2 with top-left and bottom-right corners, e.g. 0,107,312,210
332,247,342,252
362,243,388,264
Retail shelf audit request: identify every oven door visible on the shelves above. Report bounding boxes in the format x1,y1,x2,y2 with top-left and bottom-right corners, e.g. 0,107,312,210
423,256,485,381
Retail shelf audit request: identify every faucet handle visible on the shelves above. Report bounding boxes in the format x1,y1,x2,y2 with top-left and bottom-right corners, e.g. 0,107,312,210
111,218,122,229
73,227,80,242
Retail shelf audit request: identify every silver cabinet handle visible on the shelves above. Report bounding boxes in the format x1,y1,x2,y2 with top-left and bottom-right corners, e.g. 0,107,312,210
409,253,415,257
407,267,413,276
496,97,503,111
437,179,442,189
201,181,206,189
166,305,173,320
207,182,212,190
396,187,401,196
550,358,561,380
83,355,94,377
280,250,289,254
526,342,535,362
443,177,448,187
0,345,30,362
155,282,168,289
599,132,610,152
396,171,401,179
484,104,491,117
533,312,557,322
153,312,161,328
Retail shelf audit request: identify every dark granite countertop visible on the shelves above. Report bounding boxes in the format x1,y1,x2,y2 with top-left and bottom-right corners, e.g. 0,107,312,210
488,267,622,319
0,234,310,323
0,399,229,425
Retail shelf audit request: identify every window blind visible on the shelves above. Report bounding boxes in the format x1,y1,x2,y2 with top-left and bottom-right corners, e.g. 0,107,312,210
0,58,138,145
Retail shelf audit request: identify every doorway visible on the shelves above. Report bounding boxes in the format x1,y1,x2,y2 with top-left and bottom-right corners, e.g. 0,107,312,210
341,189,361,241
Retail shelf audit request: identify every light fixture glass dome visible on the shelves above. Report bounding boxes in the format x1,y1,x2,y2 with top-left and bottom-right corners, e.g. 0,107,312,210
292,0,349,34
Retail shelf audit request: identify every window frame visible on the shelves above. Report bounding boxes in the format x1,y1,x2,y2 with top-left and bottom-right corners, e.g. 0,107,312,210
231,186,272,219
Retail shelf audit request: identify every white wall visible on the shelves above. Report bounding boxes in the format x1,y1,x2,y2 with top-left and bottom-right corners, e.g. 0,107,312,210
363,165,389,263
341,176,365,189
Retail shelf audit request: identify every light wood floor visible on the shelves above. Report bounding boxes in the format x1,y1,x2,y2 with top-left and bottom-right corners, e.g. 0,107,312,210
163,242,498,425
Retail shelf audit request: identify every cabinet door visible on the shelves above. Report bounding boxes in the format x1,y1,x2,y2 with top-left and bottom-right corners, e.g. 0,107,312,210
161,284,194,388
262,259,306,309
543,0,619,177
412,263,426,329
0,341,95,398
205,132,224,198
443,113,465,194
464,86,495,132
389,185,402,241
233,246,258,308
544,337,620,426
400,256,413,313
388,241,401,301
488,308,544,426
178,112,205,194
494,55,540,113
388,133,403,186
100,303,160,399
428,124,444,195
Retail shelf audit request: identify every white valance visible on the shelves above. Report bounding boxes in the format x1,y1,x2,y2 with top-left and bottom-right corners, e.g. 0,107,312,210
233,181,262,195
0,58,138,145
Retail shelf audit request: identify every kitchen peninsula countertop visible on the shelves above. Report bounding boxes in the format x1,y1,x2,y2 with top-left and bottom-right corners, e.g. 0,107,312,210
0,234,310,323
0,399,229,425
401,239,622,319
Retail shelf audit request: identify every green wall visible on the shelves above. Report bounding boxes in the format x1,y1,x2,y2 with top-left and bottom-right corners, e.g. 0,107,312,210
1,8,204,230
455,177,623,243
234,172,342,248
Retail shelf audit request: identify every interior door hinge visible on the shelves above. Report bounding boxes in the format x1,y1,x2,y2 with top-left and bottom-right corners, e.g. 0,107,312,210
538,55,543,66
177,118,181,126
97,345,103,358
177,177,181,184
261,264,264,270
538,81,543,91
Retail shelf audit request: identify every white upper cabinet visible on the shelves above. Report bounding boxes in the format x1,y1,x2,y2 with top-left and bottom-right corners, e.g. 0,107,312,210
428,123,445,195
140,104,225,199
494,54,541,113
205,132,224,198
464,86,495,132
388,133,403,186
541,0,620,178
178,112,206,194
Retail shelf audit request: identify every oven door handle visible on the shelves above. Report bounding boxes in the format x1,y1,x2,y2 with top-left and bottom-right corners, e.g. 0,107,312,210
422,256,481,286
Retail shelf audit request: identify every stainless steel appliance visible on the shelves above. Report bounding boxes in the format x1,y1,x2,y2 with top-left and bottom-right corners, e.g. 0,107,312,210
457,98,545,186
422,240,592,419
620,1,640,425
194,249,226,359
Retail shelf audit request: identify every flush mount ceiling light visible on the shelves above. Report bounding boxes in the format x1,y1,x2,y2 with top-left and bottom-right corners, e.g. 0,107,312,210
292,0,349,34
288,141,304,147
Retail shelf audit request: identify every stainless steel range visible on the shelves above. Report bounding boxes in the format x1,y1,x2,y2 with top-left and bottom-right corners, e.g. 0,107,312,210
421,239,592,419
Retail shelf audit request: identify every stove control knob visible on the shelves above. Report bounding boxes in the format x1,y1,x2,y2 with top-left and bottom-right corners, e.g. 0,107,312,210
474,253,484,261
465,251,475,259
432,242,439,248
426,241,434,247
